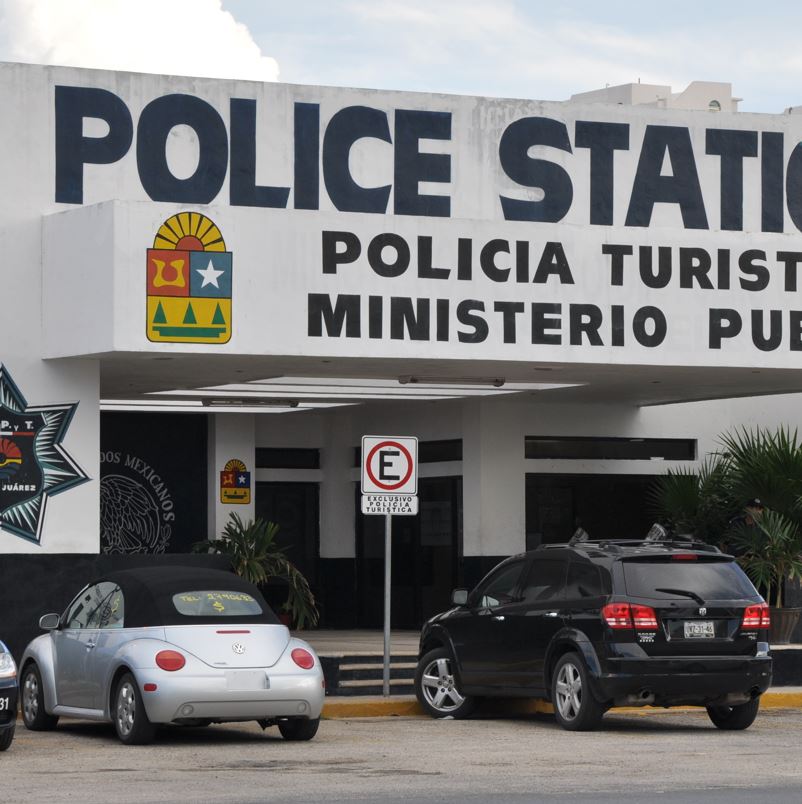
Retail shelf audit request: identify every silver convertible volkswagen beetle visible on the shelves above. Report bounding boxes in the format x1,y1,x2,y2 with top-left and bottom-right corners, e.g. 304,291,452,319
20,566,325,744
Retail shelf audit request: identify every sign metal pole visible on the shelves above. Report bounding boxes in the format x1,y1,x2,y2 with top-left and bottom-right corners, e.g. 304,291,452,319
383,512,392,696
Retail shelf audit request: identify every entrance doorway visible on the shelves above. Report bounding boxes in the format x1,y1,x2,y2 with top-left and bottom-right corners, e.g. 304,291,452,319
525,474,660,548
255,481,320,606
356,476,462,629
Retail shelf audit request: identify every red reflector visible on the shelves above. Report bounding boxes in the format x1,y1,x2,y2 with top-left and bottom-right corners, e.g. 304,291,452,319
291,648,315,670
143,683,157,692
155,650,186,671
602,602,658,631
216,630,251,634
672,553,698,561
742,603,770,629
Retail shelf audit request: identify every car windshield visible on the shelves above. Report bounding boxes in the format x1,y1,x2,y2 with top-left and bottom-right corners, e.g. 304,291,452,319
172,590,263,617
622,559,758,601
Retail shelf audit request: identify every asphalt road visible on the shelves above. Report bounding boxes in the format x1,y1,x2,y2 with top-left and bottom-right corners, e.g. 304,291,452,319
4,708,802,803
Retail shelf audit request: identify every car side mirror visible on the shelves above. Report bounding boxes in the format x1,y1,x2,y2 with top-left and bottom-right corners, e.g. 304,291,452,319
39,613,60,630
451,588,469,606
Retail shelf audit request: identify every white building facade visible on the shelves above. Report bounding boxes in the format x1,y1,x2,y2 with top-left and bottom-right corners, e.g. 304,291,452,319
4,65,802,628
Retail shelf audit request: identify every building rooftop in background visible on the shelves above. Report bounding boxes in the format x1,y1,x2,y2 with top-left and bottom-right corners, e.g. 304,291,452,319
569,80,740,113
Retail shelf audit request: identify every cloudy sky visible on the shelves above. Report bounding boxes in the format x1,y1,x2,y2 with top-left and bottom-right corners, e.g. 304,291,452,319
0,0,798,113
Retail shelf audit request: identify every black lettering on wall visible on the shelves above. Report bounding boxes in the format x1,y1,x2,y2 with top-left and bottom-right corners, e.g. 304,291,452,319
499,117,573,222
456,300,488,343
308,293,361,337
575,121,629,225
762,132,784,233
709,308,742,348
55,86,133,204
632,306,667,347
230,99,290,207
751,310,782,351
738,250,769,291
137,94,228,203
368,233,410,278
323,106,391,213
705,129,757,231
626,125,708,229
322,231,361,274
531,302,562,345
294,102,320,210
394,110,451,217
390,297,430,340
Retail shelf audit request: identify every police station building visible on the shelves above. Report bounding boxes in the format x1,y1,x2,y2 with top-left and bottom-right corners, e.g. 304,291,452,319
4,63,802,632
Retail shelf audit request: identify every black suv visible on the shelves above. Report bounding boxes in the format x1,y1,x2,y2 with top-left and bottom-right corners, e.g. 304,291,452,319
415,538,772,731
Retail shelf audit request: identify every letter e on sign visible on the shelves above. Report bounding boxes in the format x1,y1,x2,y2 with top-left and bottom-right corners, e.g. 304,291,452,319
361,436,418,495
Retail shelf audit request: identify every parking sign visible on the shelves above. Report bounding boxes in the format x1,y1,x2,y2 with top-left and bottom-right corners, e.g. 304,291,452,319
361,436,418,495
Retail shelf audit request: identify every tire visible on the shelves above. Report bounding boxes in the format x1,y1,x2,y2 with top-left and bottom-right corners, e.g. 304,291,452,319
415,647,475,719
0,726,13,751
21,663,59,731
551,652,604,731
277,717,319,741
113,673,157,745
706,698,760,730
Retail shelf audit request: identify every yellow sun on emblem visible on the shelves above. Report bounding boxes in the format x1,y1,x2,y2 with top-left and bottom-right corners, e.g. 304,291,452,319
152,212,226,252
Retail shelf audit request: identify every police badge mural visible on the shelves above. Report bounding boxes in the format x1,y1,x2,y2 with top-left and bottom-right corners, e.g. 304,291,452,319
146,212,232,344
0,365,88,543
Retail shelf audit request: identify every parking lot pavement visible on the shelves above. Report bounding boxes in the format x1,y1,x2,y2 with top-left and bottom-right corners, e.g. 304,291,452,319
4,707,802,803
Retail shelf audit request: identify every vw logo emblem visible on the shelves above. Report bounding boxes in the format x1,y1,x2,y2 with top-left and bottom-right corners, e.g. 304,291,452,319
232,642,245,655
698,607,707,616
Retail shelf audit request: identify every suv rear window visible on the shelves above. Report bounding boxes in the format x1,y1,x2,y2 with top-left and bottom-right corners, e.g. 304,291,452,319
622,559,758,601
172,591,263,617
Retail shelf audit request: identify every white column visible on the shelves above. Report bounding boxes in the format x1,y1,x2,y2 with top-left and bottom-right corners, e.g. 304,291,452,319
462,398,525,556
207,413,256,539
319,409,356,557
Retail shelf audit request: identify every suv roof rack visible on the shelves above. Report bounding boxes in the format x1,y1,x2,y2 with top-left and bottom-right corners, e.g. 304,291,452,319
543,539,721,555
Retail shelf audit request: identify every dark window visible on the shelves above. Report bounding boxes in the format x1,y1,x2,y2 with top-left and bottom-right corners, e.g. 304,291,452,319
525,436,696,461
353,439,462,467
521,558,567,603
256,448,320,469
474,560,525,608
419,440,462,463
622,559,758,600
565,563,604,599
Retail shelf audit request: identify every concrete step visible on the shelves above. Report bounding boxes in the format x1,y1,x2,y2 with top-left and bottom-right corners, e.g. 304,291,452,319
319,653,420,695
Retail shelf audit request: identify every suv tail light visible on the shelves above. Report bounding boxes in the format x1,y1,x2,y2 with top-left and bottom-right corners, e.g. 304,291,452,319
742,603,771,629
602,602,658,631
155,650,186,671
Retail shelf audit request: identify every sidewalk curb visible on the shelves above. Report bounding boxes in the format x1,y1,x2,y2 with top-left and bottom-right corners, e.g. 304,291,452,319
321,691,802,719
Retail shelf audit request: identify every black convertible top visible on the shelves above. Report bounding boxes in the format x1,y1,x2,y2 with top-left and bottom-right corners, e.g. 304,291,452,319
82,566,280,628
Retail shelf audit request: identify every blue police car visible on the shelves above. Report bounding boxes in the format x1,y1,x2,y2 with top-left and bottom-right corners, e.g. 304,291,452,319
0,641,17,751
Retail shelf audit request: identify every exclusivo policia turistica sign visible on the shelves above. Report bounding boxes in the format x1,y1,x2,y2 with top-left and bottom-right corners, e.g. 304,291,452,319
48,74,802,367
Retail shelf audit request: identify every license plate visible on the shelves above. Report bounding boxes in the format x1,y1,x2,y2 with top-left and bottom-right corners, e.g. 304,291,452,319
225,670,268,691
684,620,715,638
0,697,7,711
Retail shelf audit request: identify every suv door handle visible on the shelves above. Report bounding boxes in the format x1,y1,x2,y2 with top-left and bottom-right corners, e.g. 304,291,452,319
544,611,559,618
492,615,505,621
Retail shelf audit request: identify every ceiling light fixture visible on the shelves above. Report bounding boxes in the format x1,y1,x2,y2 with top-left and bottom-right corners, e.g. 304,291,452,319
201,398,299,408
398,375,505,387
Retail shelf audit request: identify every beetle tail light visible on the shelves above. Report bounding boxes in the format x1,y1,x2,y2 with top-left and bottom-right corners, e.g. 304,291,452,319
291,648,315,669
155,650,186,671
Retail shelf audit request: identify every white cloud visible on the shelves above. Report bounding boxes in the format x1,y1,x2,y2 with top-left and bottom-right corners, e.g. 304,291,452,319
0,0,279,81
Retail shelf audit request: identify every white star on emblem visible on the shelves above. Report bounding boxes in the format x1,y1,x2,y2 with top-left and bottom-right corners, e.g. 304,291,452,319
196,258,225,288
